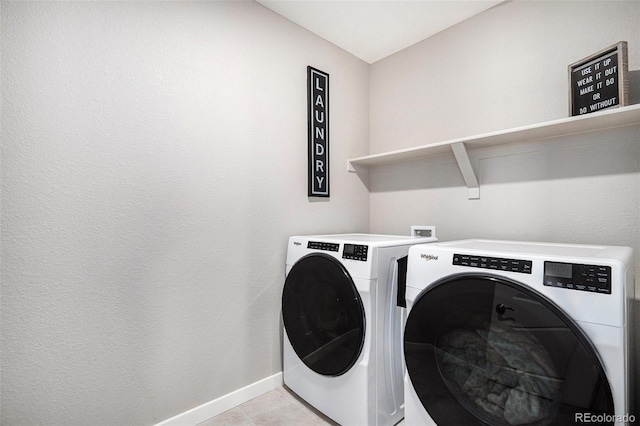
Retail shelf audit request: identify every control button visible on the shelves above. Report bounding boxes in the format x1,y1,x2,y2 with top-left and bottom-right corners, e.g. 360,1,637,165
510,261,522,272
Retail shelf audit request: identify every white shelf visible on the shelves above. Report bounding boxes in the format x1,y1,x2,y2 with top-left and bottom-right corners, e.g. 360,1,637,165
347,104,640,199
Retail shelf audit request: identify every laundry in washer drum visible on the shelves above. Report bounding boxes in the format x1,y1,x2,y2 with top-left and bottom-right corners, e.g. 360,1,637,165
436,313,561,425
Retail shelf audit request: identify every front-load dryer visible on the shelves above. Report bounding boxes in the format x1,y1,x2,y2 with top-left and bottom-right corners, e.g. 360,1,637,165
282,231,437,426
403,239,634,426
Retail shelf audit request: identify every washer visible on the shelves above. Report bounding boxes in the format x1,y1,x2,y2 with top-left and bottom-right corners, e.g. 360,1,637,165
403,239,635,426
282,231,437,426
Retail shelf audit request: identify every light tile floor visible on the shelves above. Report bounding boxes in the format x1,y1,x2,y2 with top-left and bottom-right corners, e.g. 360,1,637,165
197,386,338,426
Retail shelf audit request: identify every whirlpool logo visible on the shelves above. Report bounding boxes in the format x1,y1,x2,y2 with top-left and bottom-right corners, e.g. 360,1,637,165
420,254,439,261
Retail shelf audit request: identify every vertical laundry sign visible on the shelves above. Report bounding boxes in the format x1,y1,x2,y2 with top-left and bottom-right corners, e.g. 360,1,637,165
308,66,329,197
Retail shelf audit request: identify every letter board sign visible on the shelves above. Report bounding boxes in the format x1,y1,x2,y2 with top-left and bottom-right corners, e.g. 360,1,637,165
569,42,628,116
308,66,329,197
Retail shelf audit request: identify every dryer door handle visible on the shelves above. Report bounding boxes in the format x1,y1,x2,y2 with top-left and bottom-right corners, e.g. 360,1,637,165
396,256,408,308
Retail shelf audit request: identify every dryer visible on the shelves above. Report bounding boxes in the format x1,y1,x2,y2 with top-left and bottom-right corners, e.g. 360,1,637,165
403,239,634,426
282,231,437,426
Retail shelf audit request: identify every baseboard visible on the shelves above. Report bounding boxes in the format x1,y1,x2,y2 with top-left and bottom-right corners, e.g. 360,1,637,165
155,372,284,426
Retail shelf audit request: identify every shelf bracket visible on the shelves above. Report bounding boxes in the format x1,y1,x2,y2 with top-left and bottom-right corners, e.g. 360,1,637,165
450,142,480,199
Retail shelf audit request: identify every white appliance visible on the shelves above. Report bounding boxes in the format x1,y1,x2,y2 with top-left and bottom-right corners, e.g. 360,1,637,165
403,239,634,426
282,230,437,426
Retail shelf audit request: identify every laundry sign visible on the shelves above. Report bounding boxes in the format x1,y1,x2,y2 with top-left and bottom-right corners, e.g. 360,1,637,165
569,41,628,116
308,66,329,197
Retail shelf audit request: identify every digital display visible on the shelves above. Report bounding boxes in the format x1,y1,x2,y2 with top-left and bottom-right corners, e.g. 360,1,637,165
545,262,572,279
342,244,368,261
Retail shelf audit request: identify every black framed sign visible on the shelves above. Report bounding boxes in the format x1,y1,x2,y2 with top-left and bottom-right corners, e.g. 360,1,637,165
568,41,628,116
308,66,329,197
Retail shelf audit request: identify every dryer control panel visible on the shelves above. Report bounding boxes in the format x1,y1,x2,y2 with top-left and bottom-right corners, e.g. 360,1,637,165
342,244,368,261
307,241,369,261
544,262,611,294
308,241,339,252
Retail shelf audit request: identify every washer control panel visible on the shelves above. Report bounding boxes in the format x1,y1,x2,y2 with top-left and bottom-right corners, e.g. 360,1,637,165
453,254,532,274
307,241,339,252
342,244,368,261
544,262,611,294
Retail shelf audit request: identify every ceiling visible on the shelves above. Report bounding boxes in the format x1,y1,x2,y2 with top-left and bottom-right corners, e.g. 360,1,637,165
255,0,505,64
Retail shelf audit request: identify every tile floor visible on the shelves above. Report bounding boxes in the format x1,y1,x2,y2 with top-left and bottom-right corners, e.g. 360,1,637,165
197,386,338,426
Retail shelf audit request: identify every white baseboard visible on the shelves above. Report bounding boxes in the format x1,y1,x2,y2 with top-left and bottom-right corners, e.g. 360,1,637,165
155,372,284,426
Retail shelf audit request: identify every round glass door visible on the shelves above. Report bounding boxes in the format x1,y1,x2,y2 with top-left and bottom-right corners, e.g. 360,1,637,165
282,253,365,376
404,273,614,426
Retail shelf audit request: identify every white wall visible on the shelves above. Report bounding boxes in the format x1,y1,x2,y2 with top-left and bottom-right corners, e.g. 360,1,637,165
369,0,640,405
370,0,640,153
0,2,370,424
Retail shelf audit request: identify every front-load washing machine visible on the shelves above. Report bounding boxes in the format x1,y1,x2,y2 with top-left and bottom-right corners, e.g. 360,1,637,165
403,239,634,426
282,231,437,426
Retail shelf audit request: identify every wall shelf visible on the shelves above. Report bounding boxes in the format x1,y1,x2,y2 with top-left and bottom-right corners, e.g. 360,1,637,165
347,104,640,199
